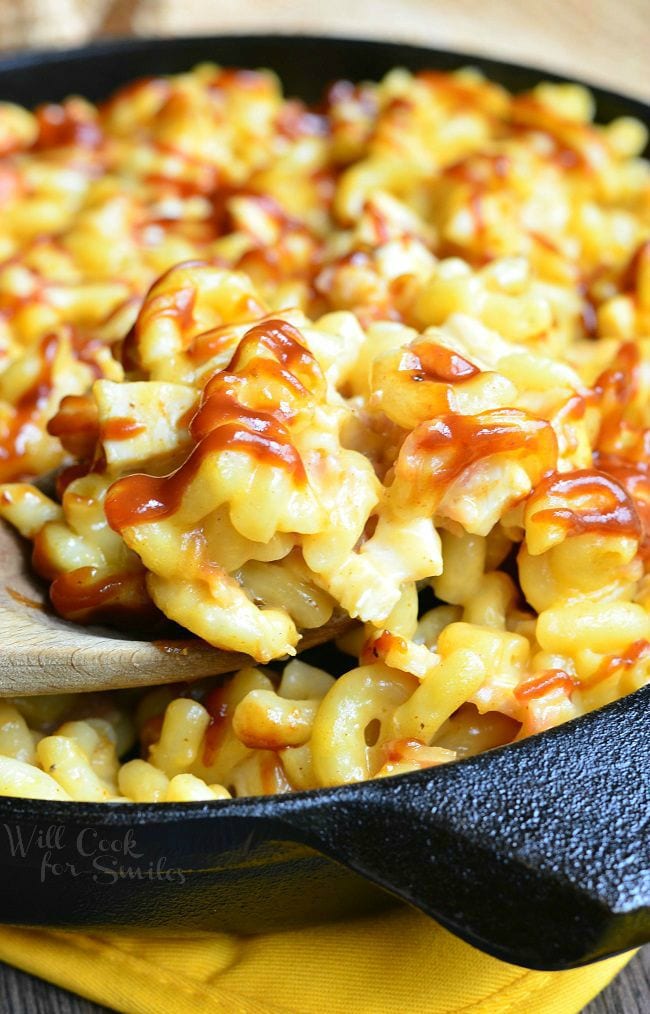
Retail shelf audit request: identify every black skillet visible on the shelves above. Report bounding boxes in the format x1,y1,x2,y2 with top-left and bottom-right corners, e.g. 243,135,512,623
0,35,648,971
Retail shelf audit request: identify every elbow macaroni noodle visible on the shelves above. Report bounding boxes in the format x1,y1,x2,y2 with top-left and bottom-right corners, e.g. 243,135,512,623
0,64,648,801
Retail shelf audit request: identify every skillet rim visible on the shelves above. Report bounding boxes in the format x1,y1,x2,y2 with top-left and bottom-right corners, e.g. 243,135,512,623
0,31,649,114
0,682,646,823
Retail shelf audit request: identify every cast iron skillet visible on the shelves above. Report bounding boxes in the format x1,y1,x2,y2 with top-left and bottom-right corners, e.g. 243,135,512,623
0,35,648,971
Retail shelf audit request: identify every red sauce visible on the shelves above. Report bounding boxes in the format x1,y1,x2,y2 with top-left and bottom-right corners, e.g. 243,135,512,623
383,738,426,762
33,102,103,150
137,285,196,345
582,639,650,690
515,668,579,702
469,191,485,233
49,567,159,626
366,202,391,244
381,738,453,770
106,319,315,532
47,393,99,460
146,151,220,196
441,154,512,240
231,319,319,375
418,71,492,108
106,414,304,531
595,342,641,453
396,409,557,503
187,322,252,367
527,469,642,542
0,332,60,482
509,95,597,171
597,456,650,560
445,153,511,186
101,417,147,442
360,631,407,665
408,341,480,384
99,76,171,117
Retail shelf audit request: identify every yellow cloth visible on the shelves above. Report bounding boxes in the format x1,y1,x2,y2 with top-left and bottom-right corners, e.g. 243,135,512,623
0,906,634,1014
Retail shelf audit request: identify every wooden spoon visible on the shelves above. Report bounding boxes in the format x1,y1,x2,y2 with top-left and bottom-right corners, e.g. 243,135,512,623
0,521,355,696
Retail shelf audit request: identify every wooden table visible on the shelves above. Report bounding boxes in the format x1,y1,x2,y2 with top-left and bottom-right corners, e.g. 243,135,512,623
0,0,648,1009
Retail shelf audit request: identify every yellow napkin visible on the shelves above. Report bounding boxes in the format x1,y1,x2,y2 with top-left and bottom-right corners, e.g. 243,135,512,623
0,905,634,1013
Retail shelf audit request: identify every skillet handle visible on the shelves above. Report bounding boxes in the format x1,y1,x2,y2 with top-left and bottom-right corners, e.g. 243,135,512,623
273,685,650,970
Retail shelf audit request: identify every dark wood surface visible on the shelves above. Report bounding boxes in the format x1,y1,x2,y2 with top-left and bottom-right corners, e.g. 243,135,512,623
0,944,647,1013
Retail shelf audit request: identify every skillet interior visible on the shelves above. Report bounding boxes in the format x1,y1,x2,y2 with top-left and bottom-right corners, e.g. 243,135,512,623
0,34,648,970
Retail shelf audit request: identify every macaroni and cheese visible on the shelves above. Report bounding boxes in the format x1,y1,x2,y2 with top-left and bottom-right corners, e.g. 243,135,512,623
0,64,648,802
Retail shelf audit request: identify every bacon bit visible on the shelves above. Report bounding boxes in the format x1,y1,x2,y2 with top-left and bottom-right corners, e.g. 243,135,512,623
515,669,579,702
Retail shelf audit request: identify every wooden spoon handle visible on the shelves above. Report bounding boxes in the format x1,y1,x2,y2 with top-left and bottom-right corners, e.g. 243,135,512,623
0,590,354,695
0,518,354,694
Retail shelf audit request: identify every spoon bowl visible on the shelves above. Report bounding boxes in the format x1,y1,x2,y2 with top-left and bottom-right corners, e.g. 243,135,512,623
0,520,354,695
